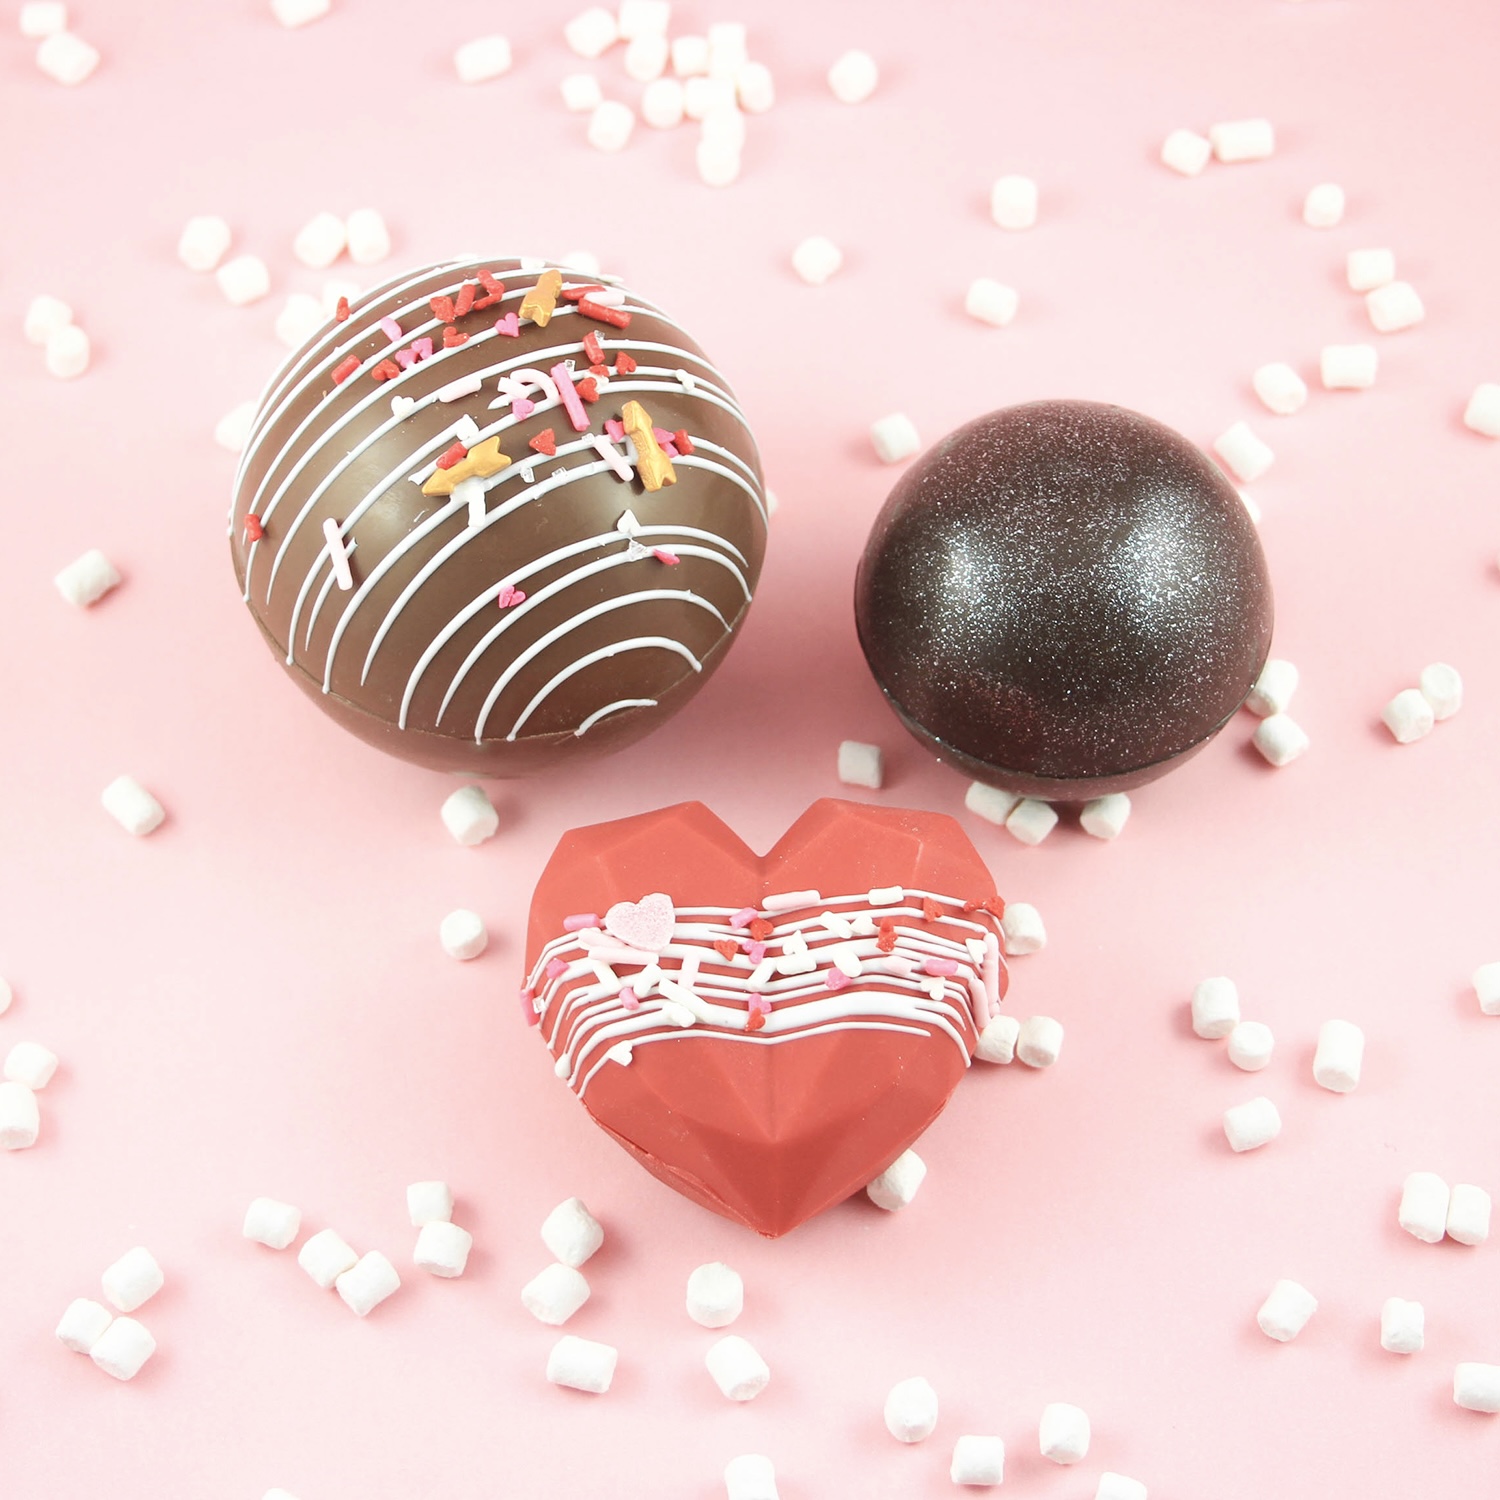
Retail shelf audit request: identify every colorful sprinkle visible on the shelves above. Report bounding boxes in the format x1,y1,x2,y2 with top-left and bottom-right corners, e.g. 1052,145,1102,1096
620,986,640,1012
454,282,477,317
563,914,600,931
622,400,677,490
922,898,942,922
614,351,637,374
730,907,757,929
422,434,511,497
747,940,767,964
604,418,626,441
876,919,897,953
588,362,610,378
576,376,599,403
475,269,506,308
713,939,739,963
561,282,604,302
582,329,604,364
519,987,539,1026
545,958,568,980
493,311,519,337
378,316,403,342
529,428,557,456
442,325,467,348
590,434,635,482
395,348,419,369
520,268,563,327
411,336,434,361
331,354,360,384
923,958,959,976
826,969,852,991
243,513,264,542
435,441,469,470
579,296,631,329
429,293,457,323
674,428,694,455
552,361,591,433
496,583,527,608
653,547,680,565
371,357,402,382
749,917,773,942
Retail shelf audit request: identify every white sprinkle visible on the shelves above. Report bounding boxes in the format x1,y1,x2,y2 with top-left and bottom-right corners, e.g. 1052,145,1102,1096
1253,712,1309,767
624,30,668,82
687,1262,743,1328
1464,383,1500,438
1209,117,1275,162
0,1082,40,1150
1192,976,1240,1039
640,75,684,128
706,1334,770,1401
560,71,603,112
1096,1474,1149,1500
885,1376,938,1442
564,6,617,57
828,48,879,103
1470,961,1500,1017
345,208,391,266
522,1262,591,1325
587,99,635,152
1381,1296,1424,1353
1257,1279,1317,1341
440,784,499,846
102,1247,164,1313
976,1014,1020,1064
1346,247,1396,292
867,1148,926,1211
275,291,328,349
1419,662,1462,720
177,216,232,272
55,1298,112,1355
990,174,1038,230
90,1317,155,1380
763,889,820,913
1079,791,1131,840
965,278,1019,327
1039,1402,1091,1464
1399,1171,1451,1243
1001,902,1046,956
101,775,165,837
24,292,72,344
1228,1020,1274,1071
454,34,511,83
547,1334,617,1393
336,1250,401,1315
1213,420,1274,482
1382,687,1434,744
406,1180,454,1226
1223,1095,1281,1152
1253,362,1308,415
297,1227,358,1288
438,373,484,403
836,740,883,790
45,323,90,379
216,254,271,306
270,0,330,26
4,1041,58,1090
1006,798,1057,846
671,33,708,75
618,0,669,39
791,235,842,285
1303,183,1345,228
964,781,1018,825
1366,280,1424,332
950,1435,1005,1486
36,28,98,84
243,1197,302,1249
1454,1363,1500,1414
1017,1015,1064,1068
322,517,353,590
439,909,488,960
736,60,774,113
1447,1184,1491,1246
55,548,120,607
414,1220,472,1278
541,1196,603,1267
292,210,347,269
1321,343,1378,389
215,400,257,454
20,3,68,38
1161,127,1212,176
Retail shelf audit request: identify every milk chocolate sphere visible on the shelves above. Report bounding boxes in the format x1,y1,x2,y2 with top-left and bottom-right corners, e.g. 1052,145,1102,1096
230,257,768,775
854,400,1273,799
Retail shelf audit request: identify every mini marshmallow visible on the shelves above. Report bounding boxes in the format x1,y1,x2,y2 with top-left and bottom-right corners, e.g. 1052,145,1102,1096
1253,362,1307,415
706,1335,770,1401
1346,247,1396,292
1080,792,1131,840
454,34,512,84
950,1435,1005,1486
56,1298,113,1354
1320,344,1378,390
1447,1184,1492,1246
560,249,600,277
1383,688,1434,744
990,174,1038,230
1453,1363,1500,1414
4,1042,58,1090
736,61,774,113
867,1148,926,1210
1258,1278,1317,1341
1224,1096,1281,1152
541,1196,604,1267
965,278,1019,327
724,1455,778,1500
707,22,747,77
1239,489,1261,524
885,1376,939,1442
243,1197,302,1249
440,784,499,846
275,291,327,349
1419,662,1462,720
1246,659,1297,717
102,1247,164,1313
1001,902,1046,956
700,105,746,153
101,775,165,836
1213,420,1274,482
1161,127,1212,176
965,781,1018,826
90,1317,155,1380
55,549,120,607
547,1334,617,1393
827,49,878,104
215,401,256,454
345,209,391,266
217,254,270,306
1367,281,1424,332
336,1250,400,1316
687,1261,743,1327
36,29,98,84
414,1220,472,1278
640,76,684,128
1228,1020,1274,1071
975,1014,1020,1064
1399,1171,1450,1243
298,1227,359,1288
1464,383,1500,438
1209,118,1275,162
1303,183,1345,228
1039,1402,1090,1464
292,210,346,269
0,1082,39,1149
0,976,10,1015
684,74,736,119
1192,976,1240,1039
439,909,488,961
1006,798,1057,846
1253,713,1309,767
871,413,920,464
45,323,90,379
1096,1475,1148,1500
587,99,635,152
178,215,232,271
836,740,883,790
565,6,617,56
1017,1015,1064,1068
271,0,330,24
24,292,72,344
791,235,842,285
624,31,668,82
619,0,669,38
1471,962,1500,1016
672,33,708,75
695,138,741,187
407,1180,454,1226
20,3,68,37
1312,1019,1364,1093
523,1262,591,1325
1381,1296,1424,1353
561,72,602,112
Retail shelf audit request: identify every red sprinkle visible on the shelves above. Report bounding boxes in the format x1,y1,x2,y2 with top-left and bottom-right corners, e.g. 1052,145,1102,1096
748,917,774,942
576,376,599,403
582,330,604,364
442,325,467,348
614,351,637,374
561,282,605,302
435,440,469,470
331,354,360,384
713,939,739,963
876,919,898,953
745,1009,766,1033
652,547,679,565
334,296,351,322
922,898,942,923
371,357,402,382
673,428,695,455
454,282,477,317
588,362,610,378
528,428,557,456
579,297,631,329
982,895,1007,919
243,513,264,542
429,294,456,323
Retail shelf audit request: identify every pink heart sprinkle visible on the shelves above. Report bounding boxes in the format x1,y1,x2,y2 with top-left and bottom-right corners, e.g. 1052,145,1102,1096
826,969,851,991
603,892,675,953
494,312,519,336
512,396,536,420
496,584,527,609
747,994,771,1016
604,418,626,441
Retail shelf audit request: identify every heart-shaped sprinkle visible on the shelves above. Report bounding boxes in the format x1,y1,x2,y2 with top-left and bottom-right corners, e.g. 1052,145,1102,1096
603,892,675,953
493,312,519,337
713,939,739,963
512,396,535,420
529,428,557,456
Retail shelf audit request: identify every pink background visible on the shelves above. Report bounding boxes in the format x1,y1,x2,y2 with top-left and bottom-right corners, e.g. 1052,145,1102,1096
3,0,1499,1494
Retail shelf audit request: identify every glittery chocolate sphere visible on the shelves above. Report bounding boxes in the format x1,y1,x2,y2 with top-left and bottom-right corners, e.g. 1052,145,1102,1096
854,400,1273,799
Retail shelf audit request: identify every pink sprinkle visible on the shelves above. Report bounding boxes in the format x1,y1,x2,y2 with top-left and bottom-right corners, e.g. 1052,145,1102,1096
551,360,591,433
923,958,959,976
660,437,680,458
747,940,767,963
379,316,403,343
825,969,851,991
511,396,535,420
493,312,520,337
729,907,757,929
747,994,771,1017
620,986,640,1011
652,547,679,565
563,913,599,931
411,336,434,361
519,988,539,1026
394,348,419,369
496,584,527,609
604,418,626,442
545,958,568,980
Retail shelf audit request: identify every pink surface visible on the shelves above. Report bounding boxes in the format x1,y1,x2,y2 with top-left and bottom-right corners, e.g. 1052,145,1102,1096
2,1,1499,1495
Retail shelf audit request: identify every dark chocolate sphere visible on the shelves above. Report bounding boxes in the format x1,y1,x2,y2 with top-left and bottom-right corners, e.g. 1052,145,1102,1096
230,256,767,775
854,400,1273,799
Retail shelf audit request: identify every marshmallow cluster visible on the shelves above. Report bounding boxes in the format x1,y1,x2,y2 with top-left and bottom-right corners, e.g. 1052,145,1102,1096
1382,664,1462,743
1399,1172,1491,1246
24,293,91,378
1162,118,1274,173
54,1247,165,1380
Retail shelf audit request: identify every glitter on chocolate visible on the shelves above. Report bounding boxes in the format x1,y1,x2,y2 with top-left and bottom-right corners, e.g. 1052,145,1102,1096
854,400,1273,799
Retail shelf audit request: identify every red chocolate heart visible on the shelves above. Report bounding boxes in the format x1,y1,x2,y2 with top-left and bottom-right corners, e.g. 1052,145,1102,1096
523,799,1009,1238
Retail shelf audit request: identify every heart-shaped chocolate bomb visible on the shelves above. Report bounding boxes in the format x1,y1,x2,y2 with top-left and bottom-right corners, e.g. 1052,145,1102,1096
522,799,1011,1237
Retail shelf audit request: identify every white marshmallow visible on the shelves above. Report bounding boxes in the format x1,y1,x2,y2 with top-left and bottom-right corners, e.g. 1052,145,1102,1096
1346,247,1396,292
177,215,232,272
990,174,1038,229
541,1196,604,1267
1247,658,1298,717
336,1250,400,1315
440,784,500,846
827,49,878,104
618,0,669,38
871,413,920,464
243,1197,302,1249
623,31,667,82
683,74,736,119
700,106,746,152
965,278,1019,327
1312,1019,1364,1092
1001,902,1046,956
686,1261,743,1327
1253,713,1309,767
292,210,346,269
560,249,600,277
1302,183,1345,228
1253,363,1307,415
587,99,635,152
45,323,90,378
1321,343,1378,390
791,235,842,285
1399,1171,1450,1243
706,1334,770,1401
736,61,774,114
439,909,488,961
1213,420,1274,482
836,740,883,790
55,548,120,607
1096,1474,1148,1500
950,1435,1005,1486
414,1220,472,1278
275,291,327,349
102,1247,164,1313
695,138,741,187
90,1317,155,1380
1447,1184,1491,1246
1017,1015,1064,1068
1473,962,1500,1016
406,1179,454,1226
297,1227,359,1288
215,401,257,454
454,34,512,84
1080,792,1131,840
1039,1402,1091,1464
101,775,165,836
1209,118,1275,162
24,292,72,344
345,208,391,266
884,1375,939,1442
0,1082,39,1149
565,6,617,56
561,72,602,112
1161,128,1212,176
1192,976,1240,1039
1239,488,1261,524
672,33,708,75
217,254,270,306
1006,798,1057,846
867,1148,926,1210
1464,383,1500,438
640,76,684,128
1257,1279,1317,1341
1223,1096,1281,1152
1381,1296,1424,1353
56,1298,112,1354
724,1455,778,1500
0,976,10,1015
1382,687,1434,744
1453,1363,1500,1414
1366,281,1424,332
271,0,330,25
547,1334,617,1393
976,1014,1020,1064
20,3,68,38
707,21,747,77
522,1262,591,1325
964,781,1018,826
1228,1020,1274,1072
1419,662,1462,720
4,1042,57,1090
36,29,98,84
